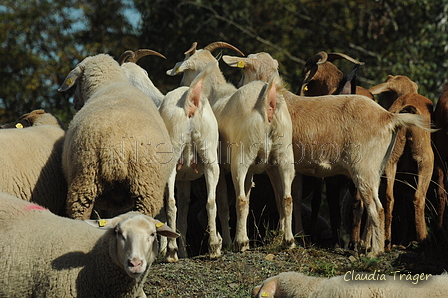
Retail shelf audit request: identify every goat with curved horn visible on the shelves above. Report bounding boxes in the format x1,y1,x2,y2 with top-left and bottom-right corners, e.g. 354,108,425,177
203,41,245,56
184,42,198,56
118,49,166,65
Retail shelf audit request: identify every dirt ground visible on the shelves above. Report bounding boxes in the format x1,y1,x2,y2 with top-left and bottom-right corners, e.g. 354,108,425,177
144,240,448,297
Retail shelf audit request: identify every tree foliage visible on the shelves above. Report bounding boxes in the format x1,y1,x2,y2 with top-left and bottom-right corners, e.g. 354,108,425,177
1,0,447,124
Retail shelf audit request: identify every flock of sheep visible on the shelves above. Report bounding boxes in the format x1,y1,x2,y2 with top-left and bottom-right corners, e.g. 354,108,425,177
0,40,447,297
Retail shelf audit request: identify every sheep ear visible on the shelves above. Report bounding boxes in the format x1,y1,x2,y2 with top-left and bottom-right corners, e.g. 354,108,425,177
84,212,141,229
146,218,180,238
223,55,247,68
58,66,82,92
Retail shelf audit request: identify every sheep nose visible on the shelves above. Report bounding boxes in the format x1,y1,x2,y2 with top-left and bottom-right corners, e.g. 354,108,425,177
128,258,143,268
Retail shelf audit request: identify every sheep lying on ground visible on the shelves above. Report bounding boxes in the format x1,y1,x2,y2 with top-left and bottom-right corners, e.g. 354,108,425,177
223,52,430,256
1,109,65,129
59,53,173,219
167,42,296,253
118,49,166,109
159,61,221,261
252,271,447,298
0,191,179,298
0,110,66,214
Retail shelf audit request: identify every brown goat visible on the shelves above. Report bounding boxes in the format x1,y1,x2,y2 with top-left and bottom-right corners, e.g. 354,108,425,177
300,51,374,99
369,75,419,110
432,81,448,230
224,52,430,256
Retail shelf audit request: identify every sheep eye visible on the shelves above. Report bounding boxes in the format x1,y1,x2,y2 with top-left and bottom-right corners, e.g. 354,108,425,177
116,230,125,240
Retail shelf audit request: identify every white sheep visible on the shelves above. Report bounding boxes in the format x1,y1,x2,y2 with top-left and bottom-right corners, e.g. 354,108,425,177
223,52,431,256
58,53,174,219
159,61,221,261
252,271,447,298
0,191,179,298
0,109,66,214
118,49,166,109
0,109,66,129
167,42,296,252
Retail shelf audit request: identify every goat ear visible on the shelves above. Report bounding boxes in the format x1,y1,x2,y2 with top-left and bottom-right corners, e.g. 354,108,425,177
369,81,392,95
58,66,82,92
223,55,247,68
166,61,187,76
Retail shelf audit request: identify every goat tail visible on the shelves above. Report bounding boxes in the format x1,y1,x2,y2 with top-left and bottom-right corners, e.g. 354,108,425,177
390,112,436,133
260,74,278,123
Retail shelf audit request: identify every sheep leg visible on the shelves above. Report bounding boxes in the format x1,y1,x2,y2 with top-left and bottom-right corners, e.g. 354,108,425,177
384,162,397,252
204,162,222,259
231,162,252,252
175,180,191,260
66,174,99,220
216,170,232,247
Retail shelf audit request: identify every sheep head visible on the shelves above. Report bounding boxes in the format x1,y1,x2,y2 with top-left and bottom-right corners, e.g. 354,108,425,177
58,54,127,110
223,52,279,87
85,212,179,278
300,51,365,96
166,41,244,86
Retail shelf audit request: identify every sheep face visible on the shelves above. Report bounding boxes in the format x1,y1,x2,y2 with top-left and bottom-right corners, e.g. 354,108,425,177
223,52,279,87
87,213,179,279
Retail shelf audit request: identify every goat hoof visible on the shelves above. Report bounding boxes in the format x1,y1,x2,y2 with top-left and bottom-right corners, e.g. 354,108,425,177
166,251,179,263
233,240,250,252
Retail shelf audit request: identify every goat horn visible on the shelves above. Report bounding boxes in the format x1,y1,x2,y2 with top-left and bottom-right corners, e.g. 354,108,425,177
133,49,166,61
327,52,365,65
203,41,245,56
118,50,135,65
184,42,198,55
313,51,328,65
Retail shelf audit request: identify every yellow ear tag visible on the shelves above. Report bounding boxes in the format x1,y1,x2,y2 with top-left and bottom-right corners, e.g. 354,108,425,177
15,123,23,129
304,85,309,91
261,292,270,297
237,61,245,68
175,66,180,74
66,77,73,86
156,222,164,228
98,219,107,227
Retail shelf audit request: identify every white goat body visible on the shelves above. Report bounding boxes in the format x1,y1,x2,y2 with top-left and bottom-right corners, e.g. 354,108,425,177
167,43,296,252
159,61,221,261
